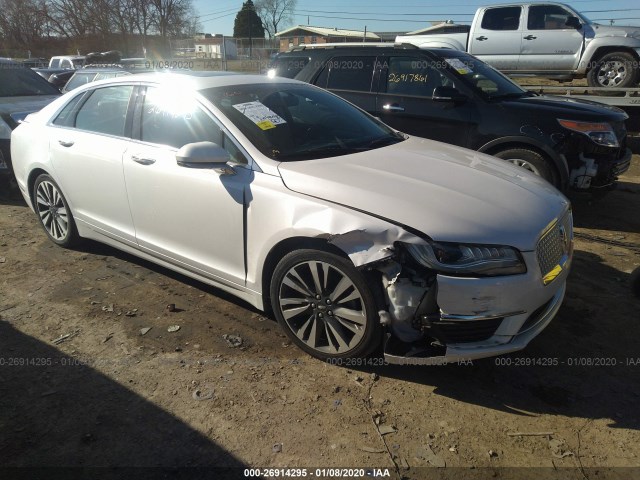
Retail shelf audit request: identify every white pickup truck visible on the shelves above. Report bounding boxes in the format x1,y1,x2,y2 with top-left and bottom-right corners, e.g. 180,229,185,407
396,2,640,90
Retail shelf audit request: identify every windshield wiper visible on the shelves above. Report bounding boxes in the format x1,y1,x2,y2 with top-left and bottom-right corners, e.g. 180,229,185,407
355,135,404,150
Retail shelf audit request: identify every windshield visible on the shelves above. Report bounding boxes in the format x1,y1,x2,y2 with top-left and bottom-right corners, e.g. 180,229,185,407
200,83,404,161
437,50,528,100
0,66,61,97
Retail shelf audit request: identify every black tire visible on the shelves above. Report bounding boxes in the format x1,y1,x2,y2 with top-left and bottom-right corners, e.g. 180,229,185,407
32,174,80,248
270,249,381,361
493,148,558,187
587,51,639,94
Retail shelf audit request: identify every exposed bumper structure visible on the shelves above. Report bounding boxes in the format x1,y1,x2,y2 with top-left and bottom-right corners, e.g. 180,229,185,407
384,282,566,364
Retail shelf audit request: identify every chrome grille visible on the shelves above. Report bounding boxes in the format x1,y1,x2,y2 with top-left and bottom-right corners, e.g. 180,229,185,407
536,211,573,280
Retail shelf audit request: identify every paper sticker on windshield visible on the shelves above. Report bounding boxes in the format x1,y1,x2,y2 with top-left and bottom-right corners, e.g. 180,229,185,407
445,58,472,74
232,101,286,130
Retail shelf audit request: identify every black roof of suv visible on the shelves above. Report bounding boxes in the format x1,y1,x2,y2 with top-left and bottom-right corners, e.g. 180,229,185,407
270,44,631,193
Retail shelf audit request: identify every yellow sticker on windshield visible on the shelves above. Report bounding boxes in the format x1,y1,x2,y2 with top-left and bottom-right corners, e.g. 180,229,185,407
257,120,276,130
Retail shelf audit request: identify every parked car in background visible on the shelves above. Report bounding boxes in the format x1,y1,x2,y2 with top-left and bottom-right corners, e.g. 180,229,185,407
0,59,60,194
47,70,76,90
270,45,631,192
395,2,640,90
48,55,86,69
11,72,572,364
61,67,133,93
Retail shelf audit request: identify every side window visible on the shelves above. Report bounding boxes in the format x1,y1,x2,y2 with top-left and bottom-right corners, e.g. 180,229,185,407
384,57,447,97
321,56,375,92
528,5,573,30
64,73,96,92
50,59,60,69
141,87,247,164
481,7,522,31
74,85,133,136
52,92,87,127
270,56,309,78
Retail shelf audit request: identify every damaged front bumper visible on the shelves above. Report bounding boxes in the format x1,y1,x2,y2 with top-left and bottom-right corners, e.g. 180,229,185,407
384,281,566,364
377,211,573,364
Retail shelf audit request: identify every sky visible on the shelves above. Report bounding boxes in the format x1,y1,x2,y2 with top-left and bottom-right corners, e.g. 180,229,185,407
193,0,640,36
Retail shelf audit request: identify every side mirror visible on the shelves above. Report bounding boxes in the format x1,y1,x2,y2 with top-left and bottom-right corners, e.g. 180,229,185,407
176,141,233,172
432,86,468,103
565,16,582,30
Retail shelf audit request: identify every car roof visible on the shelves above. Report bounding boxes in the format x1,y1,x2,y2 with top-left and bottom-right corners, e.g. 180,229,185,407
94,71,302,90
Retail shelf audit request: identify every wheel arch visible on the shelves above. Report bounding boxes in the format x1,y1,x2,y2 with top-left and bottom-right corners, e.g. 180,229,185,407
585,46,640,73
478,137,568,188
27,168,49,206
261,236,350,313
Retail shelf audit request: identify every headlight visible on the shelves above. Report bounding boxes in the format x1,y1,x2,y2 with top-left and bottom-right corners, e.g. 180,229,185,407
404,241,526,276
0,117,12,140
558,119,619,147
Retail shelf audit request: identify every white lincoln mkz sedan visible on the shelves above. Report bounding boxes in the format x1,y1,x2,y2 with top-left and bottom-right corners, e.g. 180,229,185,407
11,73,573,364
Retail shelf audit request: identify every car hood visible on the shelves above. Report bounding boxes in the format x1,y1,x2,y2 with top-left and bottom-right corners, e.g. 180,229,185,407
502,94,628,120
591,24,640,39
0,95,60,127
278,137,569,251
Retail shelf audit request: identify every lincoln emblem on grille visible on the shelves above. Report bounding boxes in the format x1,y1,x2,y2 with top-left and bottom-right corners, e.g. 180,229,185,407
559,224,568,252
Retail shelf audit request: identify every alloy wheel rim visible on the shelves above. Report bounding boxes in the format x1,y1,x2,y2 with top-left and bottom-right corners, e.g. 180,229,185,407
596,61,628,87
506,159,541,176
278,260,367,354
36,180,69,240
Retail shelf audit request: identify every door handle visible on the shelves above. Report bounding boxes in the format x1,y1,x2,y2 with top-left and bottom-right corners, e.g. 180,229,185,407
131,155,156,165
382,104,405,112
58,139,74,147
524,35,537,40
476,36,488,41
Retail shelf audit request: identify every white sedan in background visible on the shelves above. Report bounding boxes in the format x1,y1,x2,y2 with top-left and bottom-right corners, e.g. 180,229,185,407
11,73,572,364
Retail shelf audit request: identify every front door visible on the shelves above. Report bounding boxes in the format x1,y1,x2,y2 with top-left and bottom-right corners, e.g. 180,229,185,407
375,56,473,147
520,4,584,71
123,86,250,286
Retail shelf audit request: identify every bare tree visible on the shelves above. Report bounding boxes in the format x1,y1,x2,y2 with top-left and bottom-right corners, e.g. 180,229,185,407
0,0,49,46
255,0,296,38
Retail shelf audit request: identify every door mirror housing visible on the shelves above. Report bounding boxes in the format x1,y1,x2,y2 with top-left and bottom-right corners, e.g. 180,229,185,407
432,86,468,103
176,141,231,168
565,16,582,30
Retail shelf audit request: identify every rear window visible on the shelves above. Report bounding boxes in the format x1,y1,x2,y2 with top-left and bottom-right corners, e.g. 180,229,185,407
481,7,522,31
269,56,310,78
64,73,98,91
315,56,376,92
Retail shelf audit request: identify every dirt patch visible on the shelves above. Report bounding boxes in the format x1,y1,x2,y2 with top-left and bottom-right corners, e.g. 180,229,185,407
1,159,639,477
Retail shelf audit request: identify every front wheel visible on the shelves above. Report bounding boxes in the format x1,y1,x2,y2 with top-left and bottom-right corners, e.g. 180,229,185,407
493,148,558,187
270,249,381,361
587,52,639,93
32,174,80,247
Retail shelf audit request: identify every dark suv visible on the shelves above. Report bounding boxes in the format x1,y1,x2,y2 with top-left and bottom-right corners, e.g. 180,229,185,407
269,45,632,192
1,60,61,195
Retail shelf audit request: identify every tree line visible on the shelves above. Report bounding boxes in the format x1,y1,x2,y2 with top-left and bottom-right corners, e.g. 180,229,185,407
0,0,297,58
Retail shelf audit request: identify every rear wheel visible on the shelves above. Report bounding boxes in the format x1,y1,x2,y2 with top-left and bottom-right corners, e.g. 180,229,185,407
270,249,381,361
33,174,80,247
493,148,558,187
587,51,639,94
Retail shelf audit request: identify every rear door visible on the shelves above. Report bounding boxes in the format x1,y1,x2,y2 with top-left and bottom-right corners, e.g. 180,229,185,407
520,4,584,71
468,6,523,71
375,55,473,147
49,84,136,245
